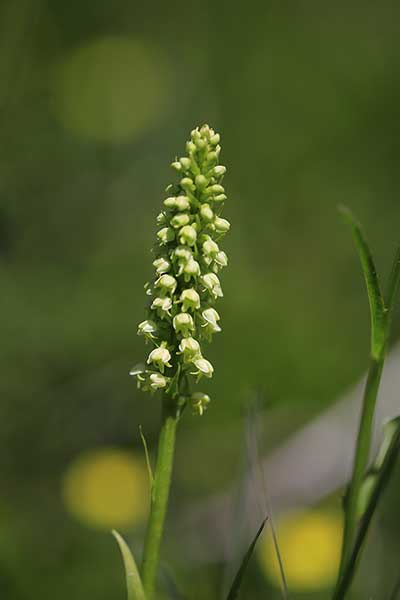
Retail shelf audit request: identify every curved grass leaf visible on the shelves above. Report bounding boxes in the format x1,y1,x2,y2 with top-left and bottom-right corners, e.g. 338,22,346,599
112,530,146,600
226,518,267,600
339,205,386,359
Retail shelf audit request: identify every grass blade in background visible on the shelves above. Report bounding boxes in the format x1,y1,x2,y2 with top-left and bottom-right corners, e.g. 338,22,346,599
226,518,267,600
112,530,146,600
338,206,386,359
337,207,388,579
333,418,400,599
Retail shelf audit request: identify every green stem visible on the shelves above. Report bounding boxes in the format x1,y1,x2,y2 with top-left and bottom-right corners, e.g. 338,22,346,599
337,354,384,581
333,419,400,599
141,396,180,599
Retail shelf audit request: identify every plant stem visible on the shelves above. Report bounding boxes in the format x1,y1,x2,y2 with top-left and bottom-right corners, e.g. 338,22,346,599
337,354,384,581
141,396,180,599
333,419,400,599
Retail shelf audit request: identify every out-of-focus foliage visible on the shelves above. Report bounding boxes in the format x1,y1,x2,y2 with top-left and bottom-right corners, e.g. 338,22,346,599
1,1,400,599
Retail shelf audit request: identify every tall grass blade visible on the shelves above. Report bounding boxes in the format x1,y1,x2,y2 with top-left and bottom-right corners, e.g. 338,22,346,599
226,518,267,600
385,245,400,325
246,399,289,599
112,530,146,600
339,205,386,359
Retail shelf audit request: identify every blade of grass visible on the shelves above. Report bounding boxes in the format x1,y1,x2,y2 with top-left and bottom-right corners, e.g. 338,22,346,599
385,245,400,328
246,398,289,599
337,207,388,579
226,518,268,600
112,530,146,600
139,425,154,490
338,206,386,360
333,418,400,599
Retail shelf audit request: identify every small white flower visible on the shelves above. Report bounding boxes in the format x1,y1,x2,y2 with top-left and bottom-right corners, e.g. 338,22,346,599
147,344,172,373
180,288,200,312
202,237,219,258
178,337,201,361
201,273,223,298
157,226,175,244
182,258,201,281
215,251,228,269
190,392,211,416
156,212,167,225
149,373,168,390
201,308,221,338
151,296,172,317
213,165,226,177
175,196,190,211
174,246,193,262
137,320,157,340
171,213,190,229
191,357,214,379
179,225,197,246
153,257,170,275
173,312,195,336
155,274,177,296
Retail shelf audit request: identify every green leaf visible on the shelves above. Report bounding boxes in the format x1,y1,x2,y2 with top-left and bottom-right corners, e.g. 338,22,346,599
339,205,386,359
112,530,146,600
139,425,154,491
226,518,267,600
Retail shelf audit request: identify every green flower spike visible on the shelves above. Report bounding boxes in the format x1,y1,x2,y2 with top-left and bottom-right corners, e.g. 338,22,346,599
132,124,230,412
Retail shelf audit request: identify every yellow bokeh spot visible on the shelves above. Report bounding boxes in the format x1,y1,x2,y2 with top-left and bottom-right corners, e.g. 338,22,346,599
259,509,342,590
62,448,149,529
51,35,172,142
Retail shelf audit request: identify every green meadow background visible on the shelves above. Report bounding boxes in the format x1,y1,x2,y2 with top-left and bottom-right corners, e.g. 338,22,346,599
1,1,400,598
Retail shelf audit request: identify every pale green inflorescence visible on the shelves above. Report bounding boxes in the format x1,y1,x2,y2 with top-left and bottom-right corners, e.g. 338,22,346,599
132,125,229,416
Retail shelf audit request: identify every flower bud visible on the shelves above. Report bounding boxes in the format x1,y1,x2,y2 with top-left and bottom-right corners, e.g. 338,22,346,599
205,151,218,166
186,141,196,154
164,196,177,209
173,312,195,336
175,196,190,211
171,161,182,172
153,257,170,274
180,288,200,312
200,203,214,222
201,273,223,298
179,225,197,246
213,194,227,203
174,245,192,263
180,177,195,192
214,216,230,233
195,174,208,190
157,226,175,244
171,213,190,228
179,157,191,170
147,344,172,373
213,165,226,177
209,133,220,146
155,274,177,295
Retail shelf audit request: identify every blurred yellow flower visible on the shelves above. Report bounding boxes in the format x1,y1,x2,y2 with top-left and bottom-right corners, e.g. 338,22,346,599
51,35,172,142
258,509,342,590
62,447,149,529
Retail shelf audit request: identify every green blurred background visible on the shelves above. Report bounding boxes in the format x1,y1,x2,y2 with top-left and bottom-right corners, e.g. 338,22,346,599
1,1,400,598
